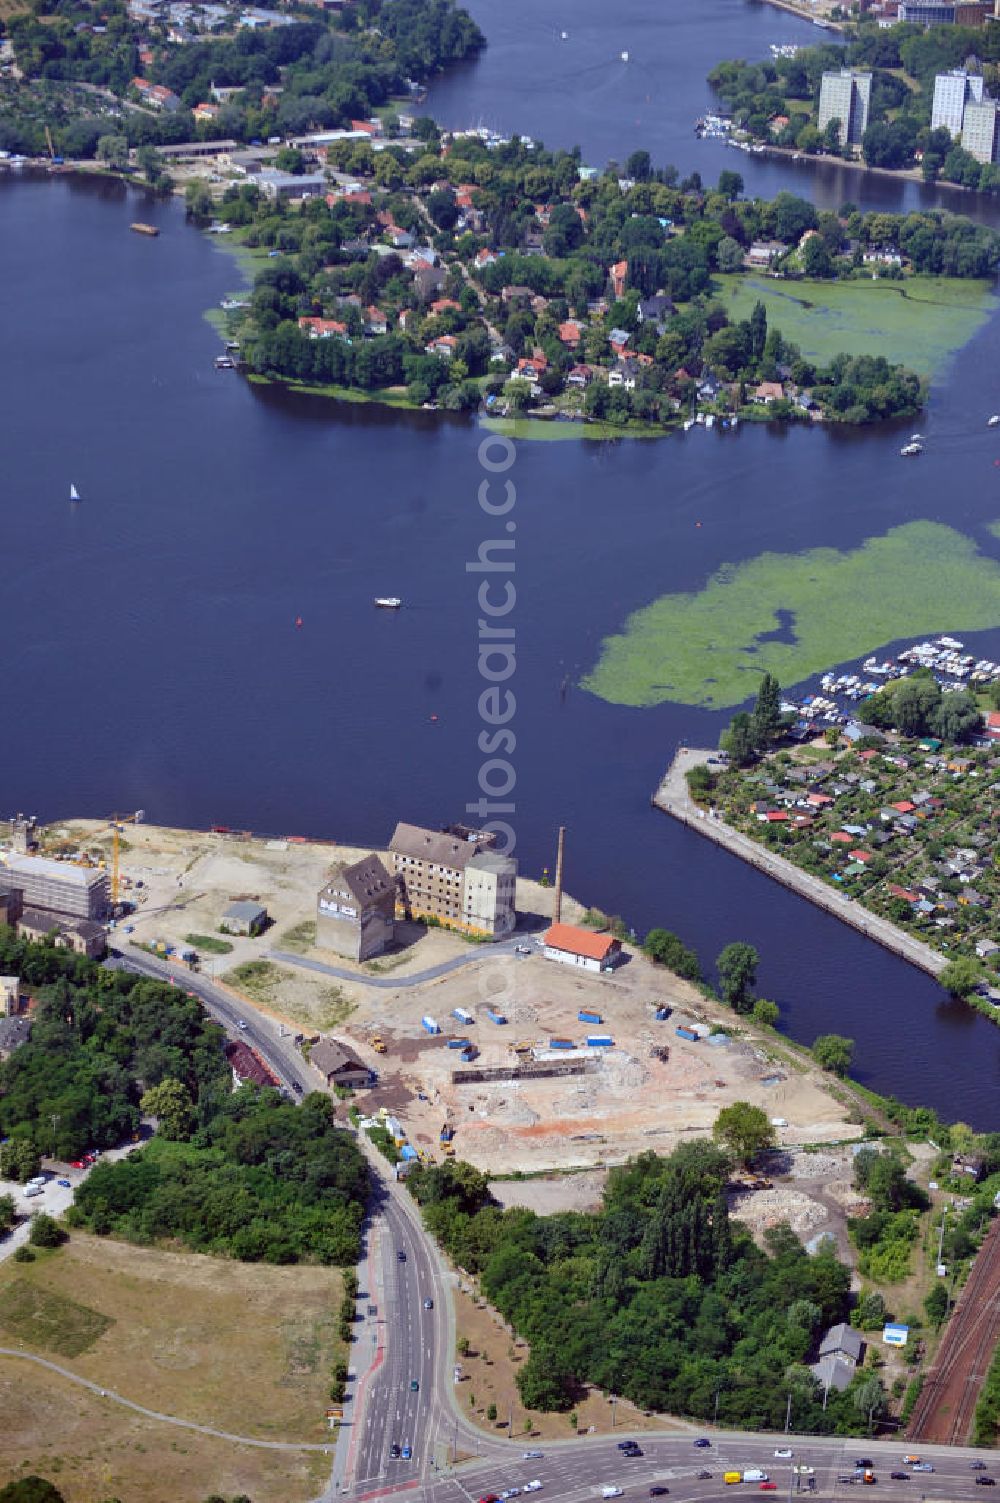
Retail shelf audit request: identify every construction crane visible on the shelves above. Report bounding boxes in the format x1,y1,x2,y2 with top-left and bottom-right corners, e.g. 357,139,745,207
103,811,144,908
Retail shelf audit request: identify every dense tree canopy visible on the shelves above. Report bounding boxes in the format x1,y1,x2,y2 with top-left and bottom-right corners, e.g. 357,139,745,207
409,1142,862,1430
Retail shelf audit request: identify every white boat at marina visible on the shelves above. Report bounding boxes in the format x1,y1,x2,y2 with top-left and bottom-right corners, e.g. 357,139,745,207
374,596,402,609
900,442,922,457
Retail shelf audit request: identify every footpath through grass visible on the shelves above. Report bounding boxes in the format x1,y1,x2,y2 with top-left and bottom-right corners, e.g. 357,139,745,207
584,519,1000,710
718,275,999,376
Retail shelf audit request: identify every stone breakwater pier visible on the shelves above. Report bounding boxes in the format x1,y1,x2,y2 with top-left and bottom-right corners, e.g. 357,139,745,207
652,747,948,981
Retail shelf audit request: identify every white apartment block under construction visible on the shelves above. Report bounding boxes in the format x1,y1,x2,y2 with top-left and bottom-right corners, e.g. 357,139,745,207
389,822,516,939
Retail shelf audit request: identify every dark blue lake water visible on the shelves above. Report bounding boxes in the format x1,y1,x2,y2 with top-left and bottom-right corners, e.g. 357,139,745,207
2,0,999,1125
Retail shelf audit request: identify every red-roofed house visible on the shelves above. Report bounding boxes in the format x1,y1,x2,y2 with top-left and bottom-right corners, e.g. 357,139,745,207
857,748,879,762
425,334,457,358
609,259,628,299
986,711,1000,740
889,884,920,904
567,364,594,387
474,247,497,269
831,832,854,844
224,1039,279,1089
806,792,834,807
753,381,785,405
765,810,789,824
517,355,546,380
558,320,583,347
891,800,916,814
299,316,349,340
430,298,461,315
350,118,382,136
542,922,622,973
365,306,388,335
848,850,871,864
193,102,220,122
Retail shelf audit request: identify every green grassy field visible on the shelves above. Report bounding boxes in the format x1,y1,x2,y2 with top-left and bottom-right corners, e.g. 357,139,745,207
0,1278,113,1357
583,520,1000,710
717,275,999,376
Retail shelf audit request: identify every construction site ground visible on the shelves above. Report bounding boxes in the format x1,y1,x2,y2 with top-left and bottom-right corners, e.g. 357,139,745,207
52,822,859,1180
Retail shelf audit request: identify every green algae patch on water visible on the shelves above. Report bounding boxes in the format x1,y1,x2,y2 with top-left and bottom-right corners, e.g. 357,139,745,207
583,521,1000,710
718,276,999,377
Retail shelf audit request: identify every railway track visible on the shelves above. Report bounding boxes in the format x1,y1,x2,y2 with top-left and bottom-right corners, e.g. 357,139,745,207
908,1218,1000,1445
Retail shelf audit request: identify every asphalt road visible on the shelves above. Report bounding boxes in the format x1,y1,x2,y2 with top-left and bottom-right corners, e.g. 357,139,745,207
108,943,313,1095
395,1435,1000,1503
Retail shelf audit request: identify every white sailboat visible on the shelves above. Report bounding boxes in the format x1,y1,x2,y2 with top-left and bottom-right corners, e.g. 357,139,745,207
69,483,81,502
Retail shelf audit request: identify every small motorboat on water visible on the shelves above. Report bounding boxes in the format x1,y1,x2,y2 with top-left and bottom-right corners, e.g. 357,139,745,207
989,415,1000,427
900,442,923,457
620,49,629,61
70,483,80,502
374,596,402,609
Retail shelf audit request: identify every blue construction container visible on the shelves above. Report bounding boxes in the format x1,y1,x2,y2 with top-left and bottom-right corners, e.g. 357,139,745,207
549,1038,575,1050
447,1037,469,1049
578,1010,603,1025
675,1025,698,1041
421,1015,441,1035
485,1008,508,1025
586,1034,613,1047
655,1006,671,1021
452,1007,474,1025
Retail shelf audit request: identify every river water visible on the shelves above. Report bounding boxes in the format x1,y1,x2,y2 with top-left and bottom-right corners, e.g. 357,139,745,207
2,0,1000,1124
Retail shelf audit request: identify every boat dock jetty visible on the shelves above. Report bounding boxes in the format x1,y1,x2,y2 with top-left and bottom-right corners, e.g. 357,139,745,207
652,747,948,982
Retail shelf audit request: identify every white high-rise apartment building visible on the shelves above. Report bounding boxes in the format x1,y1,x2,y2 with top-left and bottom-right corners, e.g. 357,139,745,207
931,70,986,139
817,70,872,148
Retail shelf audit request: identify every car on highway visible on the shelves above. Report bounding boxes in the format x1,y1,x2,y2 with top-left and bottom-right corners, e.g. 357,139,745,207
793,1468,814,1476
694,1439,711,1448
292,1080,303,1094
649,1487,669,1496
760,1485,778,1492
854,1461,874,1470
390,1444,401,1459
911,1464,933,1473
601,1490,622,1499
774,1450,793,1460
397,1249,406,1261
523,1452,544,1460
975,1478,996,1486
236,1019,247,1031
617,1441,635,1451
424,1298,434,1309
972,1463,989,1471
401,1445,411,1460
902,1458,920,1466
524,1482,542,1492
500,1488,520,1498
409,1379,419,1391
697,1473,713,1481
477,1493,498,1502
890,1474,909,1482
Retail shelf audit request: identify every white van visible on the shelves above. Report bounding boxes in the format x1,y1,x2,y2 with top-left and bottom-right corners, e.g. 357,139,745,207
23,1183,44,1198
602,1489,623,1498
743,1472,768,1484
